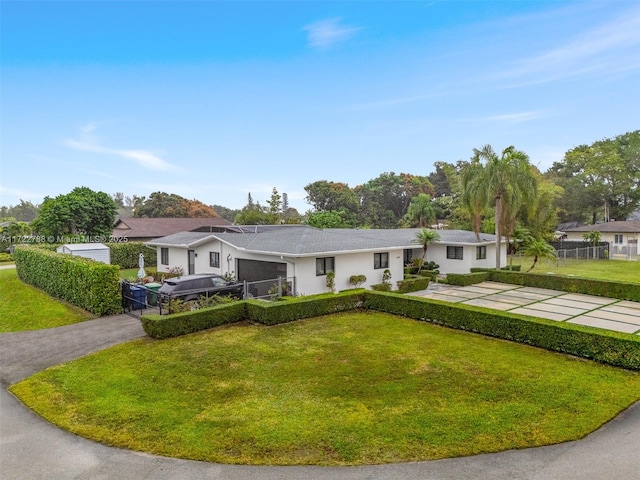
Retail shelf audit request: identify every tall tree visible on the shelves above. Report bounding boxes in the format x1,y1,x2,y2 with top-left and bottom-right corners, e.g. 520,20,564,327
461,145,537,269
32,187,117,237
304,180,359,213
547,130,640,223
357,172,435,228
4,200,39,222
403,194,436,228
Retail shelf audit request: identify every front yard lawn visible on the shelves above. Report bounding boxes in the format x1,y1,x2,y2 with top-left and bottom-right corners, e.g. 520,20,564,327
0,268,95,332
11,311,640,465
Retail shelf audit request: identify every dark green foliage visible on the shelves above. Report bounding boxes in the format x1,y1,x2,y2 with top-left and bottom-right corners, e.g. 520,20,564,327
107,242,157,268
362,291,640,370
32,187,117,237
446,272,490,286
370,283,391,292
140,302,246,339
14,245,121,315
488,270,640,302
396,276,430,293
245,291,366,326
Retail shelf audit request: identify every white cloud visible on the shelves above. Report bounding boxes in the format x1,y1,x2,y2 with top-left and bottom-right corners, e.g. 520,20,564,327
303,18,362,50
505,7,640,83
65,124,177,172
485,110,550,124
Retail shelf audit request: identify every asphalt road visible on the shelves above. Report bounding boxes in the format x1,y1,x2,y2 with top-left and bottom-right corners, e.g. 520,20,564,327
1,313,640,480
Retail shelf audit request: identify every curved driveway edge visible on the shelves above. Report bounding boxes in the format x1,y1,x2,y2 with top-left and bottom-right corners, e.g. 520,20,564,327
1,315,640,480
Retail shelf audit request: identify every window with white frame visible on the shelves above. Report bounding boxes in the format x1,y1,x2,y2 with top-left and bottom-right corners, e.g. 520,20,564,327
160,247,169,265
476,245,486,260
209,251,220,268
316,257,335,276
447,246,464,260
615,234,623,244
374,252,389,269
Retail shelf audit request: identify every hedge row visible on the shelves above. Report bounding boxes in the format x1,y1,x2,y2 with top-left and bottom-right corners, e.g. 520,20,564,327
14,245,121,316
107,242,157,269
444,272,490,286
396,276,430,293
141,291,366,338
484,270,640,302
139,289,640,370
362,291,640,370
141,302,246,339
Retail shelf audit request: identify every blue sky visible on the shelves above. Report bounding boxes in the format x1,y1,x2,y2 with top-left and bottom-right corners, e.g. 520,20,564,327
1,1,639,213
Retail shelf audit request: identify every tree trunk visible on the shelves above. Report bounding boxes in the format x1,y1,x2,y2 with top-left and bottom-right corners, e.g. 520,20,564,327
495,197,502,269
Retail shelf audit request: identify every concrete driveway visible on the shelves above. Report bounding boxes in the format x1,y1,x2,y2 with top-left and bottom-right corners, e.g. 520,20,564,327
412,281,640,335
2,310,640,479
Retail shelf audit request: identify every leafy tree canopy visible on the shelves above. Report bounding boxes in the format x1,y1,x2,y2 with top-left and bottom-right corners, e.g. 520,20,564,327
134,192,220,218
32,187,117,237
546,130,640,224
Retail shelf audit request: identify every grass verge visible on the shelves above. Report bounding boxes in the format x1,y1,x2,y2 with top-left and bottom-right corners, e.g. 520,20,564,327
0,268,95,332
11,311,640,465
514,258,639,283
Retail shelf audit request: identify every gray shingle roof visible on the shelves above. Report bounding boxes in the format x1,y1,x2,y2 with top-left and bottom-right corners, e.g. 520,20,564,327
147,226,498,256
563,221,640,234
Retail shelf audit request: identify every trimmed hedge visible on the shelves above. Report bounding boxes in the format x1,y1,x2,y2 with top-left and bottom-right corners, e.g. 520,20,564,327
363,291,640,370
486,270,640,302
140,291,366,338
108,242,157,269
245,291,366,326
445,272,490,286
396,276,430,293
141,302,246,339
14,245,121,316
138,286,640,370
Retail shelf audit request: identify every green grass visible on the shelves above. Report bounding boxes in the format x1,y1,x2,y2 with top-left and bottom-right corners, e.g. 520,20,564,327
514,258,640,283
11,311,640,466
0,268,95,332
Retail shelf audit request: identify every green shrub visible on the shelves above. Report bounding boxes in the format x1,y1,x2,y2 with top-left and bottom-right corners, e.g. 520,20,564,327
14,245,121,316
349,274,367,288
362,291,640,370
141,302,246,339
0,252,13,262
487,270,640,302
371,283,391,292
396,276,430,293
108,242,157,269
446,272,490,286
245,291,366,326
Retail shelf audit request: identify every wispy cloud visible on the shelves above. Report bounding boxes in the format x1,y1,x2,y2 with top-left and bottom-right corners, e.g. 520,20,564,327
0,186,44,203
303,18,362,50
65,123,177,172
504,7,640,84
484,110,550,125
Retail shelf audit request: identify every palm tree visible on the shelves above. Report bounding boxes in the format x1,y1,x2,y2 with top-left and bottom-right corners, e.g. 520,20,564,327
522,239,557,272
405,193,436,228
461,145,537,269
412,228,440,273
582,231,601,259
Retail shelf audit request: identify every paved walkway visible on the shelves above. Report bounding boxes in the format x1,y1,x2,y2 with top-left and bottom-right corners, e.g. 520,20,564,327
2,304,640,479
411,281,640,335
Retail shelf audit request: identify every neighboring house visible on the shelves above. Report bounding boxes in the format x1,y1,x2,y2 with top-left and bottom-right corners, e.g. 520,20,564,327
146,226,505,296
112,217,232,242
560,221,640,259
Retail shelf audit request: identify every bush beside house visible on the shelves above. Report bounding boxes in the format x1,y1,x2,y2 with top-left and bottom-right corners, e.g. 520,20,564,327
14,245,121,316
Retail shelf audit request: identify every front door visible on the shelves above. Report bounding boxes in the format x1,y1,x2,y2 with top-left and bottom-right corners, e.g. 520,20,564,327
188,250,195,275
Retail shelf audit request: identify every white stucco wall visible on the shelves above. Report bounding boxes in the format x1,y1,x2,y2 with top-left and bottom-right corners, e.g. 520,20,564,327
427,242,506,274
293,249,405,295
